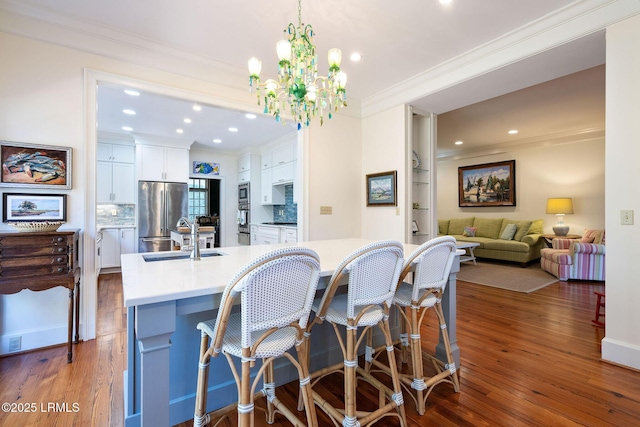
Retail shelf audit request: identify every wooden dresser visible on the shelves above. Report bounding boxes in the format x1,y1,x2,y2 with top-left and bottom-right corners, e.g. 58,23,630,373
0,229,81,362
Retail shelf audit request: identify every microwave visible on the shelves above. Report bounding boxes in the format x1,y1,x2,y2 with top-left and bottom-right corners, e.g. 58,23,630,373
238,183,250,204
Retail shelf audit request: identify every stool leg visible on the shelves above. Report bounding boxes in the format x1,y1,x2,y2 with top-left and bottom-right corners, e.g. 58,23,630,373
380,316,408,426
592,292,605,327
194,332,211,427
409,306,426,415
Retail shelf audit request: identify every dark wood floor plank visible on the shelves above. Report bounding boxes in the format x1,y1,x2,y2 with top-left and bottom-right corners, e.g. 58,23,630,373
1,271,639,427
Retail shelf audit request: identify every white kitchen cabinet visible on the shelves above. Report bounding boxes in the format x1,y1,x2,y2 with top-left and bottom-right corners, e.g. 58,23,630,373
100,227,136,269
238,154,251,173
137,144,189,183
271,143,295,166
280,227,297,243
97,143,135,163
97,161,135,203
238,170,250,184
271,162,295,185
254,225,279,246
260,168,285,205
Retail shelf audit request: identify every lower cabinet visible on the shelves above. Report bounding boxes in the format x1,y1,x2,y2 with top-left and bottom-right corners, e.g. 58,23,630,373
100,227,135,269
253,225,297,245
255,226,279,246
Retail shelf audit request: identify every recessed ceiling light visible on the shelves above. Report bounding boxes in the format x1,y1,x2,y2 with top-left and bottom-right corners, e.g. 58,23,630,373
122,126,133,131
176,128,184,134
508,129,519,134
184,118,192,124
122,109,136,115
193,104,202,111
228,127,238,132
213,139,222,144
124,89,140,96
439,0,452,4
350,52,362,62
245,113,257,119
455,140,464,145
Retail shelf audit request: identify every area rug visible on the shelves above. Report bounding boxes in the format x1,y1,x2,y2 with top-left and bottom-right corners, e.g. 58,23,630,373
456,261,558,293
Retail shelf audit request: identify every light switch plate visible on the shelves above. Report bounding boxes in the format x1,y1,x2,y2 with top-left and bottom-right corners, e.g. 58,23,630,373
621,209,634,225
320,206,332,215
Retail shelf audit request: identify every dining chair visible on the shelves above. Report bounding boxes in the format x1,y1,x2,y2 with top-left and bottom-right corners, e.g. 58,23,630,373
365,236,460,415
193,247,321,427
303,240,407,427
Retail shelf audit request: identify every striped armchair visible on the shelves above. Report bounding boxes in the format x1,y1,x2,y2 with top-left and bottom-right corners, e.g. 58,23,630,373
540,229,605,281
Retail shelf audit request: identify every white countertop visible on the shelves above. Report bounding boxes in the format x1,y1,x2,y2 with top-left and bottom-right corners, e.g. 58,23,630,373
121,239,420,307
98,225,136,230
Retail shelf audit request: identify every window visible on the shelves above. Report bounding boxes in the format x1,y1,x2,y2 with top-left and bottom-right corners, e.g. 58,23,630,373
188,178,209,220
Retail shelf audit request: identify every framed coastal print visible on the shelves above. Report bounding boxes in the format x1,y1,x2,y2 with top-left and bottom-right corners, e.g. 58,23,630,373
458,160,516,207
366,170,397,206
0,141,72,189
2,193,67,222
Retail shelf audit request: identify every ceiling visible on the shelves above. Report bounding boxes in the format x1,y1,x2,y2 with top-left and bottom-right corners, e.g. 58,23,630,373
5,0,606,154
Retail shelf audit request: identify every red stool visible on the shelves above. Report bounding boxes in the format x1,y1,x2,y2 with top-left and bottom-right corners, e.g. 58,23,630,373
592,291,605,327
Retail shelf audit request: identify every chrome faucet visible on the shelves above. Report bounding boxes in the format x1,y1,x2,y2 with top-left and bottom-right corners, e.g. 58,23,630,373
176,217,201,260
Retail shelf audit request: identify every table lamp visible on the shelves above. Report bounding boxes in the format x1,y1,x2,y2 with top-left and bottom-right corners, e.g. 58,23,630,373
546,198,574,236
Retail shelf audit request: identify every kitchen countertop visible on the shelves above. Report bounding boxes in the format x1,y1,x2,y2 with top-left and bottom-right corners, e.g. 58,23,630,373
122,239,406,307
97,224,136,230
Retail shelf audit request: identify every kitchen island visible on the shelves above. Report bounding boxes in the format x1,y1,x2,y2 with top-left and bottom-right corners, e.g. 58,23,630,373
121,239,462,427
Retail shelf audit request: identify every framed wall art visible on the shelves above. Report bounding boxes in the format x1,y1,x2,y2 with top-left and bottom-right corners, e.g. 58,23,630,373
2,193,67,222
0,141,72,189
193,161,220,176
366,170,397,206
458,160,516,207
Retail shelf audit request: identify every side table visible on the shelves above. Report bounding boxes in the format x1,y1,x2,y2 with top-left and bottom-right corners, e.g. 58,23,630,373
540,233,581,247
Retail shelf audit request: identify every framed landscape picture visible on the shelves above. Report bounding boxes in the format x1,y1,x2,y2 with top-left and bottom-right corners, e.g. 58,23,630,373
0,141,72,189
458,160,516,207
2,193,67,222
366,170,397,206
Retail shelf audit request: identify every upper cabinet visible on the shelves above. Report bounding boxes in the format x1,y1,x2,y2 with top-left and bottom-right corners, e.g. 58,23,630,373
97,141,135,203
134,134,192,183
238,153,259,184
260,139,296,205
97,143,135,163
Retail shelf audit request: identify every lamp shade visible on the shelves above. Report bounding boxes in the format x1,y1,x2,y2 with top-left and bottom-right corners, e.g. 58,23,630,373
546,198,574,214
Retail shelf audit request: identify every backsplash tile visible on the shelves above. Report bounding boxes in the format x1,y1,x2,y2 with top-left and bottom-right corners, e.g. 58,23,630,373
273,184,297,223
97,204,136,226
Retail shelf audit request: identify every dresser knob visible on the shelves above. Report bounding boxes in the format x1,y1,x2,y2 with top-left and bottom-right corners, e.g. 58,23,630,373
57,267,64,273
58,248,64,253
57,257,64,263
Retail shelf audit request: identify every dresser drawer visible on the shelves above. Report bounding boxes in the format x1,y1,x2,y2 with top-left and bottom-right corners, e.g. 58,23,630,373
0,245,69,258
0,235,69,246
0,255,68,268
0,264,70,278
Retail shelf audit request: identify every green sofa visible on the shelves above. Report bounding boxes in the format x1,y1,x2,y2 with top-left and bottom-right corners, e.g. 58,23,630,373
438,217,545,266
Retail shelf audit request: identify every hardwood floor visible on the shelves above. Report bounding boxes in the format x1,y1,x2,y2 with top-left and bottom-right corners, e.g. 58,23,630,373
1,272,639,426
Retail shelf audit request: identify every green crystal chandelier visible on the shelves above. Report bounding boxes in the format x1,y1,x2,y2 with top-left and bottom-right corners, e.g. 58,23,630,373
248,0,347,129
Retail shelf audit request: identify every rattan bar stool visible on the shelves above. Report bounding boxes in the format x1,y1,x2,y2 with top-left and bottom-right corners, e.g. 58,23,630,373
303,240,407,427
193,247,321,427
365,236,460,415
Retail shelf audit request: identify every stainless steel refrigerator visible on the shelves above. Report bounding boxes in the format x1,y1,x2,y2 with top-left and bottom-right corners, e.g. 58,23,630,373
137,181,188,252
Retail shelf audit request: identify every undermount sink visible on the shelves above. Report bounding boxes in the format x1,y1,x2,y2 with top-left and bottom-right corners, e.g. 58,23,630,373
142,250,227,262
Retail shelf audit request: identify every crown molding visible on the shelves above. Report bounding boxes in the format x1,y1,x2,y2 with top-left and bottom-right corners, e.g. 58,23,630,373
362,0,640,118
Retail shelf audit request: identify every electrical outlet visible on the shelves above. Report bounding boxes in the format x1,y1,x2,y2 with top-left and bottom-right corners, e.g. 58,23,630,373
9,336,21,352
320,206,332,215
621,209,634,225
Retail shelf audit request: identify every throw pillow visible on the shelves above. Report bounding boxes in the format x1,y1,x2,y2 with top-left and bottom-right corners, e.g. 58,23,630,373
500,223,518,240
527,219,544,235
580,235,595,243
462,226,476,237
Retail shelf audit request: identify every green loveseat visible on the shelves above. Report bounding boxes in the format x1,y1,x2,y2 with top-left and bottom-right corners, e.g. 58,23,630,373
438,217,545,266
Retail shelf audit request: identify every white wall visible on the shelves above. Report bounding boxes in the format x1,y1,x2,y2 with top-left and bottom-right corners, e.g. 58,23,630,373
306,114,362,241
436,138,605,234
360,105,407,242
602,14,640,370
